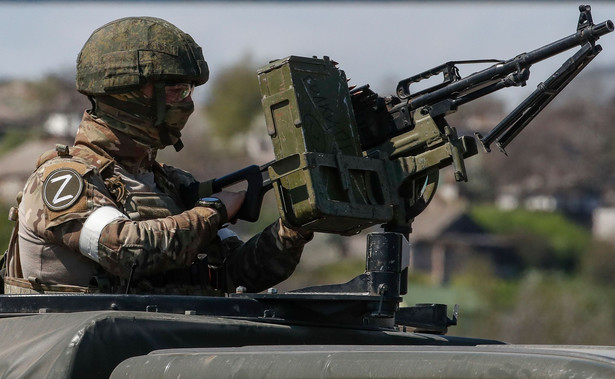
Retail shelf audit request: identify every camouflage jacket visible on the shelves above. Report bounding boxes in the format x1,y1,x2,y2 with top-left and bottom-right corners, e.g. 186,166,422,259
6,112,311,295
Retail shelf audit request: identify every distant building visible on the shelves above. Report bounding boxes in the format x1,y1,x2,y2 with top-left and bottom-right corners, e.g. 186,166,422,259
496,185,599,227
410,186,518,284
0,137,71,204
593,207,615,244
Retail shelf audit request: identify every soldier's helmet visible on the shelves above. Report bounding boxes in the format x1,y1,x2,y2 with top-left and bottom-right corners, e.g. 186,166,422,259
76,17,209,151
76,17,208,95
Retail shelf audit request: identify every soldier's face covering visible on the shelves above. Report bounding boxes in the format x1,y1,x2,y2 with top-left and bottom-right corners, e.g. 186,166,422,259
94,83,195,149
163,100,194,143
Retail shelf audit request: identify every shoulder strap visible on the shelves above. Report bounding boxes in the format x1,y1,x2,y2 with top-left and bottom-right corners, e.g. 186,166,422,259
3,192,23,287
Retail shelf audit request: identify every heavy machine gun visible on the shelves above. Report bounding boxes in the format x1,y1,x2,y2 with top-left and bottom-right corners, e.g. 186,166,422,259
211,5,612,233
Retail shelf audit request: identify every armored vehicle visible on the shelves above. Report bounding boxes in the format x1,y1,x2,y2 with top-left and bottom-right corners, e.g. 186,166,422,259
0,5,613,378
2,244,615,378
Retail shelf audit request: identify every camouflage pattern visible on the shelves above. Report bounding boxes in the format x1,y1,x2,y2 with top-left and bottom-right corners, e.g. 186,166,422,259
95,86,194,149
8,112,312,295
76,17,208,96
76,17,205,151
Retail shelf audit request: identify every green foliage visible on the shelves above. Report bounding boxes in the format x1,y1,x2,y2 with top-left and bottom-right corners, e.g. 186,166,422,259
470,205,591,270
310,258,365,284
203,58,262,141
580,239,615,286
425,266,615,345
0,204,15,261
434,205,611,343
450,256,518,309
0,130,42,156
457,271,615,344
404,282,482,312
280,256,365,292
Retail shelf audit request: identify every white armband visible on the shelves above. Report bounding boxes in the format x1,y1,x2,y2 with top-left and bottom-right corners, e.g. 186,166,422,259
78,206,129,262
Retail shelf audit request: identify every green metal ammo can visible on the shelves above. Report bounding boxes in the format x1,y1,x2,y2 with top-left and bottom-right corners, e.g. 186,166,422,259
258,56,392,234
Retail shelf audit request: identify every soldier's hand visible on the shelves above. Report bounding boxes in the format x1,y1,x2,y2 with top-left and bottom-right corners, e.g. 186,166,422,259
213,190,246,222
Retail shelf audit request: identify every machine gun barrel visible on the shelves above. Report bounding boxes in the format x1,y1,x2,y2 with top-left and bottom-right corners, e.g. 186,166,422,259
403,18,613,111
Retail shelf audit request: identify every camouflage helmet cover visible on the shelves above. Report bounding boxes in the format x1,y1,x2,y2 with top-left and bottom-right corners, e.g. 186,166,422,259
76,17,209,95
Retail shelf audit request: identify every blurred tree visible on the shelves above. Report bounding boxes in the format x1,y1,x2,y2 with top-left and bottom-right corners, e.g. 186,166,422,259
0,205,15,261
470,205,591,271
202,57,262,142
447,96,506,134
492,272,615,344
449,270,615,345
482,98,615,195
446,84,615,211
580,239,615,286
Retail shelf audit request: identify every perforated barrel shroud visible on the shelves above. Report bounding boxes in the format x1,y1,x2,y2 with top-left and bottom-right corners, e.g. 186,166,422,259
258,56,392,234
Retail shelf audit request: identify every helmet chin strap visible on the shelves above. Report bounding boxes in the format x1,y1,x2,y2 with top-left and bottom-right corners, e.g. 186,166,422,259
153,82,184,152
172,136,184,152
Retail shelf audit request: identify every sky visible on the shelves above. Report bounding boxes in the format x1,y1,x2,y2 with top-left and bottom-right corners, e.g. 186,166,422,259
1,1,614,106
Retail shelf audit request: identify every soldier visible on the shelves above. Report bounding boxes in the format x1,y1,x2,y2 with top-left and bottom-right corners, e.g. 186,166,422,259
2,17,313,295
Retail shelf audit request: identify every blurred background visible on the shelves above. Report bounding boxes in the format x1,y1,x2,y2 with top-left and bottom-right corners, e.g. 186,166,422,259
1,0,614,344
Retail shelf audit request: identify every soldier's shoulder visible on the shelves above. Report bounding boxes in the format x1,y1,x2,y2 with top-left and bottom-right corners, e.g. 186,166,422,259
22,145,114,227
36,145,113,176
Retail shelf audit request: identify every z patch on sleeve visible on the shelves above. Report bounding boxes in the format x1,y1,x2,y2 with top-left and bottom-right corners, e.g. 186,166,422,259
43,168,84,211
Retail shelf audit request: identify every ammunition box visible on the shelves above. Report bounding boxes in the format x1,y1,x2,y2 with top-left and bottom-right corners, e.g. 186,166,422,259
258,56,392,234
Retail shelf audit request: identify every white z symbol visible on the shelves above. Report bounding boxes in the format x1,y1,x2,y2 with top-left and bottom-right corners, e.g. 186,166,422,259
50,174,74,204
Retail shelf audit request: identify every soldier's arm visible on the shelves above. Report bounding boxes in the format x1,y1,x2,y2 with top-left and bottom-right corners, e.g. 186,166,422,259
91,206,224,279
221,219,313,293
31,163,227,280
161,163,314,292
44,205,225,280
